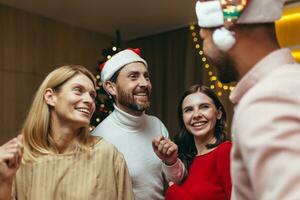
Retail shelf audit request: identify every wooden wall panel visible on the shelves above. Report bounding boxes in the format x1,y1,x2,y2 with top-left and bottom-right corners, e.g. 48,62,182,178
0,4,112,143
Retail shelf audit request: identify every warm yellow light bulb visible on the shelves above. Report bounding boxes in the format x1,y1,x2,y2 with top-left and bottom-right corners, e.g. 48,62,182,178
217,82,223,88
210,76,217,81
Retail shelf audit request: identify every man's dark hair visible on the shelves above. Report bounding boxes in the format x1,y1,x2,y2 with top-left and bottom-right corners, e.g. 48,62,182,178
109,68,122,83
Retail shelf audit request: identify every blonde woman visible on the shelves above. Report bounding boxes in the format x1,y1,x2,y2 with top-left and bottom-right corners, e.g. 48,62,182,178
0,65,134,200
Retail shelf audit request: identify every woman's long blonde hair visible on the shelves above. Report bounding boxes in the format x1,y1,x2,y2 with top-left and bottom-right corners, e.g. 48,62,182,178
22,65,97,162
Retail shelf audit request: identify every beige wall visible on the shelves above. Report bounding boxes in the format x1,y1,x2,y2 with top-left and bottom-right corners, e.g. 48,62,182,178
0,4,113,143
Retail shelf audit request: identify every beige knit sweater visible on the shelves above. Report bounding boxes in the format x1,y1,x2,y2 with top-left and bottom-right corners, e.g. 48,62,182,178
12,138,134,200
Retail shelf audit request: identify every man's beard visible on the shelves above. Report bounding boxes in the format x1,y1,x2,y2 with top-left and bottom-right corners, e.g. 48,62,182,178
116,85,151,112
205,47,239,84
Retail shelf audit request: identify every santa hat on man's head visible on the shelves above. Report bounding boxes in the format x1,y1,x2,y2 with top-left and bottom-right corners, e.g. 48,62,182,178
100,48,148,82
195,0,287,51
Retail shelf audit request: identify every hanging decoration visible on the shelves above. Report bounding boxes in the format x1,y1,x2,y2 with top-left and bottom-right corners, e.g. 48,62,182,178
189,24,235,96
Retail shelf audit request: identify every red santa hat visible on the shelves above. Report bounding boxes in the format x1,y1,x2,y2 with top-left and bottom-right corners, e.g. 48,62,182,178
195,0,286,51
100,48,148,81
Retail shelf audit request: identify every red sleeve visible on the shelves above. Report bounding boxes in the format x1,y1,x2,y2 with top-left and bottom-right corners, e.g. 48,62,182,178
217,142,232,199
165,184,193,200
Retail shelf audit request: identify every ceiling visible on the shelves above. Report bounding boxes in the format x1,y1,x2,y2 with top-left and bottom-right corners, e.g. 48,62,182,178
0,0,197,40
0,0,298,41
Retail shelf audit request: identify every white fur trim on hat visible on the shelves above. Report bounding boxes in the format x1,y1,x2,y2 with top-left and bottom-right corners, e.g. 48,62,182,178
213,27,236,51
100,49,148,82
238,0,286,24
195,1,224,28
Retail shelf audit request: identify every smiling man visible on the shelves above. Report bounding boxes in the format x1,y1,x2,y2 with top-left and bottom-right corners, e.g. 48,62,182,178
92,48,185,200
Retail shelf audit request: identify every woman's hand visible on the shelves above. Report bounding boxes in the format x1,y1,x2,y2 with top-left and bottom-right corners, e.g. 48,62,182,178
0,135,24,183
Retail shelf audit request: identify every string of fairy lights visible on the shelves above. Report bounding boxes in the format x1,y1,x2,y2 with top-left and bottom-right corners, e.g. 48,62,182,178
189,24,235,96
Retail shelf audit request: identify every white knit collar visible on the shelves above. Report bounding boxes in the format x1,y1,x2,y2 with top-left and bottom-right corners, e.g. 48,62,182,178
112,104,146,132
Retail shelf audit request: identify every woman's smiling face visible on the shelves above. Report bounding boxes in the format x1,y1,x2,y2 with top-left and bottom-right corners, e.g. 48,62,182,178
182,92,221,139
47,73,96,129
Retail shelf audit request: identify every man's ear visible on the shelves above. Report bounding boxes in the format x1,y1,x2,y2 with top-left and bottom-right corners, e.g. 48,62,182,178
44,88,57,107
103,81,117,97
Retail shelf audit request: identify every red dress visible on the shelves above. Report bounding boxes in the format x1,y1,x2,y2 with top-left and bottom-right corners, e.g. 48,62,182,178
166,142,232,200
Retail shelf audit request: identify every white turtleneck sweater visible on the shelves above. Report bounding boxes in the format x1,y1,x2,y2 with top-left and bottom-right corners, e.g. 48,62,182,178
93,105,185,200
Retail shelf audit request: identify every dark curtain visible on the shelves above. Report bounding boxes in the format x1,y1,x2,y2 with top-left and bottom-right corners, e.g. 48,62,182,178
127,27,233,138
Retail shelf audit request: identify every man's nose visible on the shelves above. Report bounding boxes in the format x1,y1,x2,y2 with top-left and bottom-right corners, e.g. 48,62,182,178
138,76,149,87
199,29,205,39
